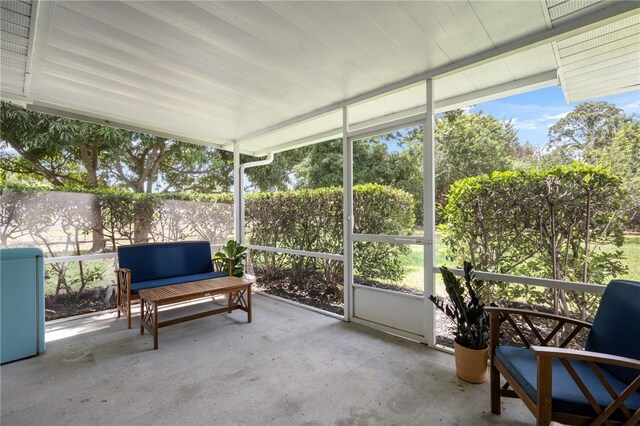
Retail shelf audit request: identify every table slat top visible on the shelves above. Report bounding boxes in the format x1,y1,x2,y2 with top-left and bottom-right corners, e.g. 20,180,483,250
139,275,255,303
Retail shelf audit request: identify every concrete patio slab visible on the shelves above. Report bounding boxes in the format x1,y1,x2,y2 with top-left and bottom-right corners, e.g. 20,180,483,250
1,294,533,425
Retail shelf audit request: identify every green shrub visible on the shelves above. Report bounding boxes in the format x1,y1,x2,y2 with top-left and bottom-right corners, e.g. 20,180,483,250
2,182,416,294
246,184,415,284
441,163,627,319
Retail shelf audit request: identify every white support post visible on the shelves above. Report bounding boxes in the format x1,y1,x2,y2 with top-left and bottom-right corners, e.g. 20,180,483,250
343,106,354,322
233,141,242,243
424,79,436,346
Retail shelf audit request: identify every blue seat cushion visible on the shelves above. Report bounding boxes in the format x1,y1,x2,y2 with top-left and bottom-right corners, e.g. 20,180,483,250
118,241,214,282
130,272,226,294
496,345,640,420
585,280,640,385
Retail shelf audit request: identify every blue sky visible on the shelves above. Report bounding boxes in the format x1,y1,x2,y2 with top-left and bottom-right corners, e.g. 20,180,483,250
469,87,640,148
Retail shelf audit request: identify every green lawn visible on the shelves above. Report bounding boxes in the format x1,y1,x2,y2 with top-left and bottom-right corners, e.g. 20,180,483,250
396,233,640,294
602,234,640,281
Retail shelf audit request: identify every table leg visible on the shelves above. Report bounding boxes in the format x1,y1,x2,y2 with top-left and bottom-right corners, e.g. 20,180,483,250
247,286,252,323
153,302,158,350
140,297,145,335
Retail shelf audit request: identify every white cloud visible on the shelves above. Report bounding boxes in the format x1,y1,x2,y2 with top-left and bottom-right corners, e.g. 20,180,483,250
516,118,544,130
543,112,569,120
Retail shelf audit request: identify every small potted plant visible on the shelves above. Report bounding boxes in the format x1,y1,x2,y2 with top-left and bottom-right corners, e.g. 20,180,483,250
213,240,248,277
429,261,490,383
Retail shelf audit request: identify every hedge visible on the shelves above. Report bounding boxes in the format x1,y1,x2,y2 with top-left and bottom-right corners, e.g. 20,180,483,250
1,182,415,290
246,184,415,283
441,163,626,319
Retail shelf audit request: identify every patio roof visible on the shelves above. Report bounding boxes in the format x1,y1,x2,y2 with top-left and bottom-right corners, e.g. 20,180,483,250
1,1,639,154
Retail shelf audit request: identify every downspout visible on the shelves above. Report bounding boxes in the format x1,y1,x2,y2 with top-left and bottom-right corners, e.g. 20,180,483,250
238,152,275,244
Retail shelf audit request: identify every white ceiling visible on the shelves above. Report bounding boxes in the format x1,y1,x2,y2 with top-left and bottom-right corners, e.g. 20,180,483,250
1,1,638,154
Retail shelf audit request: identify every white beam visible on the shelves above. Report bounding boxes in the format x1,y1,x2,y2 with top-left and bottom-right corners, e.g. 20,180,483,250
233,141,241,242
27,102,232,150
424,78,436,347
0,93,31,108
252,70,558,155
251,128,343,156
347,114,424,142
23,0,56,96
343,106,353,322
435,70,559,112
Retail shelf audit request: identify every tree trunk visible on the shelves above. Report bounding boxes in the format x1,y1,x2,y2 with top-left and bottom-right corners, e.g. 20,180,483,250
90,197,105,252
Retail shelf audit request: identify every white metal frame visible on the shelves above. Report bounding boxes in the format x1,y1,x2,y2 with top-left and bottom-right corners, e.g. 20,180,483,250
343,106,354,321
423,78,436,346
30,2,637,336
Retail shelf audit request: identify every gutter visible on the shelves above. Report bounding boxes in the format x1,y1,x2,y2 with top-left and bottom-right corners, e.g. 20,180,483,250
238,153,274,243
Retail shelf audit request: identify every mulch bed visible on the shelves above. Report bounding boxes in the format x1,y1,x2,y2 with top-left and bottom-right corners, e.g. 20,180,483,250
258,271,591,349
45,287,116,321
254,269,344,315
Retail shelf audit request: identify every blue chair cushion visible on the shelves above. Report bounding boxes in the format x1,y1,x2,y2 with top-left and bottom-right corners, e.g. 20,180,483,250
585,280,640,385
118,241,214,283
496,345,640,420
130,272,226,294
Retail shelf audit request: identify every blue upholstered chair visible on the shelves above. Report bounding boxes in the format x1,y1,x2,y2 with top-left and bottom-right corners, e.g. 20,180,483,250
487,280,640,425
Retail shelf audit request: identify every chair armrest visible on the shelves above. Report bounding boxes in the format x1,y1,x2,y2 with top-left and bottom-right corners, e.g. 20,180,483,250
486,306,592,329
530,346,640,424
531,346,640,370
212,258,232,276
114,268,131,291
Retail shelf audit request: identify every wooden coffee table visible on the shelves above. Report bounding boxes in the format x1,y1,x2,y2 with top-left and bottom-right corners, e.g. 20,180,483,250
139,276,254,349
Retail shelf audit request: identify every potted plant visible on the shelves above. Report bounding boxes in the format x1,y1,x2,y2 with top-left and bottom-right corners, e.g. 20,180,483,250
213,240,248,277
429,261,490,383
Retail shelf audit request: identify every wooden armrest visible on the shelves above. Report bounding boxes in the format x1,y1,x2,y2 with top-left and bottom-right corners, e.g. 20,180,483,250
531,346,640,370
212,258,233,276
486,306,592,329
115,267,131,273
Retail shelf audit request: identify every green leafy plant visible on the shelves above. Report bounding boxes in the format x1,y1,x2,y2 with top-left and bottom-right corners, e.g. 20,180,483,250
429,262,490,350
441,163,627,319
214,240,248,277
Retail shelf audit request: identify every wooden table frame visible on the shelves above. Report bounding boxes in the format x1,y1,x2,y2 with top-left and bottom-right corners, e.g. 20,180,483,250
139,276,253,349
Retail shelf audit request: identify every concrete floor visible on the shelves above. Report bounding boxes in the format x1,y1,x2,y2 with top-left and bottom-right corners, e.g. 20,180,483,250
1,294,533,425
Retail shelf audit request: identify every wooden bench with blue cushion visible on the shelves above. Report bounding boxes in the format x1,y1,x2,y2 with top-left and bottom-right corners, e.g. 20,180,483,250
488,280,640,425
115,241,229,329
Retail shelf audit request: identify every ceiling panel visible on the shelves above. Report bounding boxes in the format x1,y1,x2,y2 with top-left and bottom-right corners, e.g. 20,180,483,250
547,0,613,25
1,0,637,154
557,13,640,102
0,0,32,96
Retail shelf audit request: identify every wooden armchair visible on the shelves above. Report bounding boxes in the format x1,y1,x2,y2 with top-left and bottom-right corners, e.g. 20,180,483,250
487,280,640,425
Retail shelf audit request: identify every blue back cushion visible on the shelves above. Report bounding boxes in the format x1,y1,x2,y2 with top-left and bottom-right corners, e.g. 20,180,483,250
117,241,213,282
585,280,640,384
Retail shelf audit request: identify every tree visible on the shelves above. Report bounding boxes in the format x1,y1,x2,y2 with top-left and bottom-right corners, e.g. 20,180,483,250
602,119,640,229
435,109,519,205
1,102,239,246
1,102,130,250
1,101,129,188
292,137,408,189
547,102,625,163
1,102,238,195
242,147,311,192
